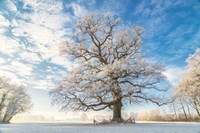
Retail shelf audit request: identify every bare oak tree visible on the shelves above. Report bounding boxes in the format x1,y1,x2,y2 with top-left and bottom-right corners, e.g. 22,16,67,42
50,13,168,122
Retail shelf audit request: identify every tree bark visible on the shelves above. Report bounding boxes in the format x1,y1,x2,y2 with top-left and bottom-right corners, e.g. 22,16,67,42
194,101,200,117
172,102,178,120
186,103,192,119
2,114,8,123
195,108,200,117
180,99,188,120
1,113,13,124
112,99,122,122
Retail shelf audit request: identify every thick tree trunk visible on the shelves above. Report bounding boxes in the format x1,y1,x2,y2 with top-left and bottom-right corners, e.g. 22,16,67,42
112,99,122,122
1,113,12,124
2,114,8,123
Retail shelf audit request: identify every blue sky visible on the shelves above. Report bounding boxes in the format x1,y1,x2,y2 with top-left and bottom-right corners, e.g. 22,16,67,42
0,0,200,115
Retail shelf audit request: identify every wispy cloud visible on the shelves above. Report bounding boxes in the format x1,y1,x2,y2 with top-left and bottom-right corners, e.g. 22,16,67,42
0,0,72,90
0,14,10,27
132,0,200,66
0,35,21,55
5,0,17,12
66,2,88,18
163,66,186,86
101,0,130,15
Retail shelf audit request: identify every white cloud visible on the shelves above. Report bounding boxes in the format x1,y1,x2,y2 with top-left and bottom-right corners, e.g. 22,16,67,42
23,0,64,14
0,14,10,27
5,0,17,12
0,58,6,64
0,0,73,92
135,1,148,16
67,2,88,18
18,51,42,64
0,69,26,85
135,0,179,17
10,0,71,69
30,79,55,90
0,29,6,34
12,21,55,44
50,56,72,71
163,66,186,86
10,61,33,76
0,57,32,82
101,0,128,15
0,35,21,55
134,0,182,37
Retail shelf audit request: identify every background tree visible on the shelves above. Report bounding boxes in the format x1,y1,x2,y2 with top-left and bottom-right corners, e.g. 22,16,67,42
50,13,169,122
175,48,200,118
0,77,11,120
0,77,32,123
81,112,88,122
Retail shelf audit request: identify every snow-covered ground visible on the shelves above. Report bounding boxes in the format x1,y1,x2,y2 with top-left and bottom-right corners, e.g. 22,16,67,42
0,122,200,133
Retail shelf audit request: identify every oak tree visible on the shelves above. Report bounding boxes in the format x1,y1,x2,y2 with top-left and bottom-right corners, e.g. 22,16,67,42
50,13,168,122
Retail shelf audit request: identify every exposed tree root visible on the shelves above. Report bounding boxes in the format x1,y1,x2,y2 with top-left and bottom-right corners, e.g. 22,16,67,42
94,118,136,125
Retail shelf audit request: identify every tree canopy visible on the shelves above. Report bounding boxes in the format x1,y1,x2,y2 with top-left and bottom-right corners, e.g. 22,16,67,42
50,13,169,122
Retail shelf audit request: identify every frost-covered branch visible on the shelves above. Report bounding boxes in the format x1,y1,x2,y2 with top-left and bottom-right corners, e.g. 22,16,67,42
51,13,169,121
